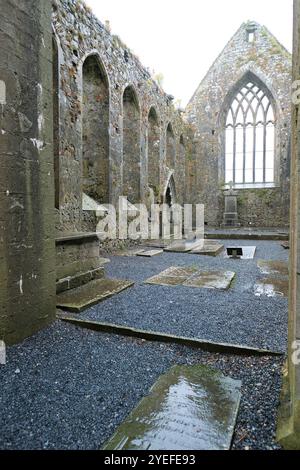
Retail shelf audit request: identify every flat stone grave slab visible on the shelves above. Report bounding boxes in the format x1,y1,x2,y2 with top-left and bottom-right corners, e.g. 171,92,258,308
254,278,289,298
184,271,236,290
164,239,205,253
224,246,256,260
103,364,241,451
145,266,198,287
145,267,235,291
191,242,224,257
115,249,146,257
144,239,174,249
136,249,163,257
257,260,289,276
57,278,134,312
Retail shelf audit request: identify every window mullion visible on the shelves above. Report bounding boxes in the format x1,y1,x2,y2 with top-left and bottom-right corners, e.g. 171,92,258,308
263,123,267,183
233,125,236,184
243,124,246,184
253,124,256,184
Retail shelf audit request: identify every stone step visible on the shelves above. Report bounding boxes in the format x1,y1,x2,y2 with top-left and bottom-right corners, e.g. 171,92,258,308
56,266,106,294
56,278,134,312
103,365,241,451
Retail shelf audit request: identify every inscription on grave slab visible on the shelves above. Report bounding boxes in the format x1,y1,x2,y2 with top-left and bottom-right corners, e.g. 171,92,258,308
103,365,241,451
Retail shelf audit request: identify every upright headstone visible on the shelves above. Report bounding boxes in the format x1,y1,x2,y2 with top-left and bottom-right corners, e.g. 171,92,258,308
222,186,240,228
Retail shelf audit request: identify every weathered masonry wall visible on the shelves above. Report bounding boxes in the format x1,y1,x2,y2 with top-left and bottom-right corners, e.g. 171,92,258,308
277,0,300,449
186,22,292,227
52,0,188,236
0,0,56,344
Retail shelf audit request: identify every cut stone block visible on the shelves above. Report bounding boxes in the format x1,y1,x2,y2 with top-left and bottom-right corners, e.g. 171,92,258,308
184,271,236,290
254,278,289,298
164,239,205,253
115,249,146,257
224,246,256,259
145,266,199,286
137,249,163,257
56,278,134,312
103,365,241,451
257,260,289,276
192,243,224,257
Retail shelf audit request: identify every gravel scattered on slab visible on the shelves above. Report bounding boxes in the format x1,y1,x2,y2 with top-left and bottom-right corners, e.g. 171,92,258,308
71,240,288,353
0,321,283,450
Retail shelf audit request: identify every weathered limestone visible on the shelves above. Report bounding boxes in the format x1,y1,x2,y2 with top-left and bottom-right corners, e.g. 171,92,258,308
0,0,56,344
186,21,292,228
103,365,242,451
277,0,300,449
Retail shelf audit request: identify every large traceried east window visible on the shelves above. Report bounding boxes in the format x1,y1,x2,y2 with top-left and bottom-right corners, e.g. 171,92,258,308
225,81,275,186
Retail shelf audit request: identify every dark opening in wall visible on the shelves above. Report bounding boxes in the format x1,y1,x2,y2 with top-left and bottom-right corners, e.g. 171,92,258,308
53,36,60,210
82,55,110,203
166,123,176,169
148,107,160,197
123,86,141,203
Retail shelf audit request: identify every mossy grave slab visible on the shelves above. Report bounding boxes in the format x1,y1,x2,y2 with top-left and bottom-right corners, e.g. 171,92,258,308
257,260,289,276
191,243,224,257
145,266,198,286
56,278,134,312
184,271,236,290
103,365,241,451
164,239,205,253
254,278,289,297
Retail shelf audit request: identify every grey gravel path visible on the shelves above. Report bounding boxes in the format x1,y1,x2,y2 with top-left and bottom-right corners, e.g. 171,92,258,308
0,321,283,450
72,240,289,353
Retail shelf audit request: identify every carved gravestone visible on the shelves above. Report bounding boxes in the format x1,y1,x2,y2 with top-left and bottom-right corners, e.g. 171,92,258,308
222,187,240,228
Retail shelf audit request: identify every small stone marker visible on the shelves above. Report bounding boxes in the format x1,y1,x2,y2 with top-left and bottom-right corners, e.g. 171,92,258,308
103,365,241,451
137,249,163,257
56,278,134,312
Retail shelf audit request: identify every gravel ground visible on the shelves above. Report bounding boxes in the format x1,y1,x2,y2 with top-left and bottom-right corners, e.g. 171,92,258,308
71,240,289,353
0,321,283,450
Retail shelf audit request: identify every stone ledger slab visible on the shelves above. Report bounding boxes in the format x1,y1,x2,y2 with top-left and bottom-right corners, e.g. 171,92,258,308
192,243,224,257
257,260,289,276
103,365,241,450
164,239,204,253
137,249,164,257
56,278,134,312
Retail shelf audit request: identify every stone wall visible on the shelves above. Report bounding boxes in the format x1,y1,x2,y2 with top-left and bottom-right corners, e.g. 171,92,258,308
0,0,56,344
277,0,300,449
52,0,188,236
186,21,292,227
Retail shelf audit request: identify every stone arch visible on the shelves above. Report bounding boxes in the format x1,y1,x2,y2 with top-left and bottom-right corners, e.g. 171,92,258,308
166,123,176,169
163,173,177,207
52,34,60,209
219,70,278,187
147,106,160,197
82,54,110,203
122,85,141,203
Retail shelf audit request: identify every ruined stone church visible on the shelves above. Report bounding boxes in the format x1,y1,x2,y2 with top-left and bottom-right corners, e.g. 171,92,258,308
1,0,300,451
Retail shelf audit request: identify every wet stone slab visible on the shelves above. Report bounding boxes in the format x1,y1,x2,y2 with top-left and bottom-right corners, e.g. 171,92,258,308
136,249,164,257
103,365,241,451
254,278,289,298
145,267,235,291
184,271,236,290
56,278,134,312
257,260,289,276
192,243,224,257
164,239,204,253
115,249,146,257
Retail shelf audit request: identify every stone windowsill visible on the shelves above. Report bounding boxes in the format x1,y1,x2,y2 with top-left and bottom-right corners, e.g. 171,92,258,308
225,183,280,190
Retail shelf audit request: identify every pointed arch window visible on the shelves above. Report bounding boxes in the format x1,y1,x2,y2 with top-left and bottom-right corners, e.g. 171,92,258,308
225,81,275,186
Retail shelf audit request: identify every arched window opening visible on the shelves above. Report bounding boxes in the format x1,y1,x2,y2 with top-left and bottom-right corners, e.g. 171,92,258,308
123,86,141,203
148,107,160,195
225,81,275,186
166,124,176,169
82,55,110,203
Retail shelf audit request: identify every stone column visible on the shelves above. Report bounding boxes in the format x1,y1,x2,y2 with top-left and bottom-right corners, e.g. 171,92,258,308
0,0,56,344
277,0,300,449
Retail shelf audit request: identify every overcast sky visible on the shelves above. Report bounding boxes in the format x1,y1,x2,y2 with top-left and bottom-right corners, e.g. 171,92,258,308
85,0,293,107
